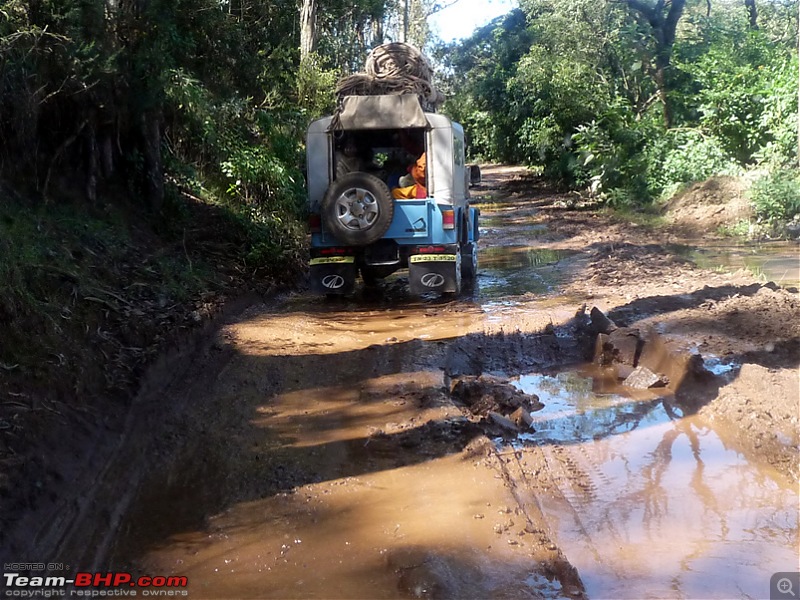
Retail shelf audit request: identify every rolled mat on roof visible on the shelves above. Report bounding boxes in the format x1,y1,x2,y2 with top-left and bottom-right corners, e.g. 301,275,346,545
333,43,445,120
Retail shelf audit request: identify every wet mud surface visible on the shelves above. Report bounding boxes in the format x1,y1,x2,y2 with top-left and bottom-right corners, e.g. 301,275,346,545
8,166,799,598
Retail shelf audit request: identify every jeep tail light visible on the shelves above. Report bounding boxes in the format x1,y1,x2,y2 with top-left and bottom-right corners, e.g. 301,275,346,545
442,209,455,230
308,213,322,233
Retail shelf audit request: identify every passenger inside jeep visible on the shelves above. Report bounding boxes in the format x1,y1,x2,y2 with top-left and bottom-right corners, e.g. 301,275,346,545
391,152,426,199
332,128,426,195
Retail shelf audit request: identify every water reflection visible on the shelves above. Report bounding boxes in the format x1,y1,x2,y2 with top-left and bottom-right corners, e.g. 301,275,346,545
512,371,672,444
671,240,800,289
512,368,799,599
477,247,577,299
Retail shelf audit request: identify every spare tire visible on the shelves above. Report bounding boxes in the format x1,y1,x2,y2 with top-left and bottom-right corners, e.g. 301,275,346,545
322,172,394,246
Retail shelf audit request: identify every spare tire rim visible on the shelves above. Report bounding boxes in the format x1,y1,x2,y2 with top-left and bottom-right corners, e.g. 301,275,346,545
335,187,380,231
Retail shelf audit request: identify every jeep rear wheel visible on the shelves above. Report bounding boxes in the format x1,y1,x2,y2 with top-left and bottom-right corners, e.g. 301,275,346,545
322,172,394,246
461,242,478,280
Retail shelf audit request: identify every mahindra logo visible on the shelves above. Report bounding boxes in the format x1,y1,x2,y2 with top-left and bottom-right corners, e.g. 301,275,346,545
322,275,345,289
420,273,445,288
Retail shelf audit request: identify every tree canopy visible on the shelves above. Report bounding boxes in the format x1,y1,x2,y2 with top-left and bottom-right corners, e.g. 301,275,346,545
435,0,798,211
1,0,797,231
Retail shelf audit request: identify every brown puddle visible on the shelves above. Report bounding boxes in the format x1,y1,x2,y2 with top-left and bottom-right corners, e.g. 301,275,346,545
476,246,577,300
132,452,563,599
108,300,583,599
674,240,800,289
511,367,799,599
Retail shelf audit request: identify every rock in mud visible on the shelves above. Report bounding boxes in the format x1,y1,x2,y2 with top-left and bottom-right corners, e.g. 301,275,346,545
489,411,519,432
509,407,534,428
589,306,618,334
622,365,668,389
615,364,635,380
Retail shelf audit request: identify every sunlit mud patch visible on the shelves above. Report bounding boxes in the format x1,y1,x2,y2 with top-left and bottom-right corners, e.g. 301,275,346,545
507,366,799,599
477,246,578,299
128,450,580,600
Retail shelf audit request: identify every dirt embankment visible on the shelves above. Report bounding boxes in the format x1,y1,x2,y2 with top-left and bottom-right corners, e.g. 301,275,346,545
663,175,752,234
0,189,292,562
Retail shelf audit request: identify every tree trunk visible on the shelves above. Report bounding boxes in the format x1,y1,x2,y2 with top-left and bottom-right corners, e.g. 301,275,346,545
86,119,99,203
300,0,318,60
371,16,383,47
625,0,687,128
27,0,42,25
653,60,672,128
744,0,758,29
403,0,409,43
100,128,114,179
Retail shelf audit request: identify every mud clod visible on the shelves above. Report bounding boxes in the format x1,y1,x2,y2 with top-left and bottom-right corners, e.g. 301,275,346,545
589,306,618,334
449,374,544,426
489,411,519,432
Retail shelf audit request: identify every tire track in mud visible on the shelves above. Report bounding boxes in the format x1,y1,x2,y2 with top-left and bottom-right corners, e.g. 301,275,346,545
488,443,587,598
504,443,621,588
531,444,627,585
76,293,596,599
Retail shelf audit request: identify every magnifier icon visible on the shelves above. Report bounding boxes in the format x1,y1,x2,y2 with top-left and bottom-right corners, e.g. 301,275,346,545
778,578,796,597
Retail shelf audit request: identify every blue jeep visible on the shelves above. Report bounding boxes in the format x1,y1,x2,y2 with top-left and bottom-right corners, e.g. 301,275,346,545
306,94,480,295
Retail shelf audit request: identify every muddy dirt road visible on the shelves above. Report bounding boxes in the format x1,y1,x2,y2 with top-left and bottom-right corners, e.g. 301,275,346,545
40,167,799,598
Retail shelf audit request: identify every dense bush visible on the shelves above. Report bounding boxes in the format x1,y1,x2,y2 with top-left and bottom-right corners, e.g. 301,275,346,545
749,170,800,225
572,102,652,203
438,0,799,225
644,129,739,199
0,0,405,272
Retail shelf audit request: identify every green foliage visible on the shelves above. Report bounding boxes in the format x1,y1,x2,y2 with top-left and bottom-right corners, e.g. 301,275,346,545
573,108,650,203
512,43,610,179
297,54,339,119
162,70,307,270
436,9,535,162
752,54,799,169
749,170,800,225
675,21,798,167
440,0,798,212
3,0,797,236
644,129,739,198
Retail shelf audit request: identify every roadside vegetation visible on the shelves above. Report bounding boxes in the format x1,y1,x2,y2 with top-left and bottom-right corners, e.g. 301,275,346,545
0,0,383,409
434,0,799,235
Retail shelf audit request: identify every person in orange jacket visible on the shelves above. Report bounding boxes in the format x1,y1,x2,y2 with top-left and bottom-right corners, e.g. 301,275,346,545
391,153,426,199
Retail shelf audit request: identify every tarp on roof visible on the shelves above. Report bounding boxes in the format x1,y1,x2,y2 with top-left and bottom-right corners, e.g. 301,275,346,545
331,95,429,131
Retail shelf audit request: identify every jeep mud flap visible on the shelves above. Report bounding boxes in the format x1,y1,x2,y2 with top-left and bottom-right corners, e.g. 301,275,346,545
408,249,461,294
310,256,357,295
